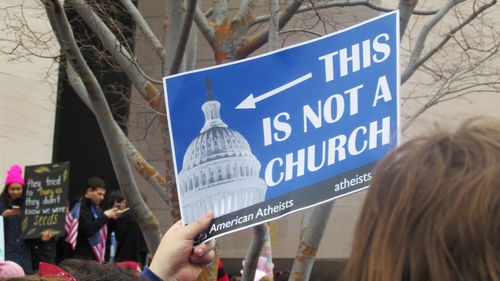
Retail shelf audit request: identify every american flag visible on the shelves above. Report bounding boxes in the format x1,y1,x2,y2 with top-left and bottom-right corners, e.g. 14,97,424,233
65,201,80,250
65,201,108,264
89,224,108,264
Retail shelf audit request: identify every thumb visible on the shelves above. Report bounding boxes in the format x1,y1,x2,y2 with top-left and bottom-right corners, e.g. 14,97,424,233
184,211,213,240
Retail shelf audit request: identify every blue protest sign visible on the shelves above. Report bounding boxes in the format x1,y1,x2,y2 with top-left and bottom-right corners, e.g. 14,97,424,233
164,11,400,242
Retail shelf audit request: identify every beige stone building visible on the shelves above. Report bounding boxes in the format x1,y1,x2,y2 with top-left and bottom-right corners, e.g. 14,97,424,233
0,1,57,186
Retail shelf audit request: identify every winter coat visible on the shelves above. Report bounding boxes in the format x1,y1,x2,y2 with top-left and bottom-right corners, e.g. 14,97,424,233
0,200,33,274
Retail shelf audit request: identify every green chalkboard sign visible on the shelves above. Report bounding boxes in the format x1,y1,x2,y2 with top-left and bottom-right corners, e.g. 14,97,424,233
20,162,70,239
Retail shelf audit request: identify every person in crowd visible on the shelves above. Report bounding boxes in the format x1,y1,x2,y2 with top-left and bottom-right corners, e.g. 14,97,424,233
0,261,67,280
241,256,273,281
2,276,67,281
0,260,25,279
217,260,229,281
229,276,242,281
115,261,141,273
69,177,120,262
38,262,76,281
107,189,148,266
57,259,138,281
0,165,33,273
258,275,272,281
342,117,500,281
36,211,215,281
31,230,58,271
273,270,290,281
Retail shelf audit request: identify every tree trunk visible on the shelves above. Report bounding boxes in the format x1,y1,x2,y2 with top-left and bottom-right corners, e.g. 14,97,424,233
241,224,267,281
289,201,334,281
41,0,162,254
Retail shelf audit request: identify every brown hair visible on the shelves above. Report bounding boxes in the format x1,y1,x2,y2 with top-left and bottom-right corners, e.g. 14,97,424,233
86,177,107,191
342,118,500,281
259,275,273,281
57,259,138,281
2,276,67,281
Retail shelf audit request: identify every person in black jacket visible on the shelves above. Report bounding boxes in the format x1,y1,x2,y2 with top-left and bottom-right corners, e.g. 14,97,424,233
107,189,148,266
73,177,120,261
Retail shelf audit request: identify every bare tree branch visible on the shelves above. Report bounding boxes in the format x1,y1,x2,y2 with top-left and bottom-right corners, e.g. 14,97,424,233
41,0,162,254
267,0,279,50
233,0,259,38
398,0,417,38
249,0,438,27
169,0,198,75
213,0,227,25
63,0,181,216
65,0,163,105
119,0,168,73
194,7,216,46
241,224,267,281
236,0,302,59
403,47,500,130
279,28,323,37
400,0,497,83
289,201,335,281
66,63,173,204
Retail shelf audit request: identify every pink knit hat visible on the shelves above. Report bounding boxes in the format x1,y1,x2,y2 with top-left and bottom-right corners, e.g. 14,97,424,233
0,261,25,278
4,165,24,187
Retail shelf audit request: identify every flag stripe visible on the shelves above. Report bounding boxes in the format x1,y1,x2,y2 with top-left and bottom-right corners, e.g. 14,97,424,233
65,201,80,250
65,200,107,263
91,224,107,264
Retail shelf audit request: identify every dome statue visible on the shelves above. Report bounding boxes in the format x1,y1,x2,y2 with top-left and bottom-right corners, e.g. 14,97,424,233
178,77,268,223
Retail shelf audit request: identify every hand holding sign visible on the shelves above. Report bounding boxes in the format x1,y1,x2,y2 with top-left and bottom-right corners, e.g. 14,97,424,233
41,230,53,242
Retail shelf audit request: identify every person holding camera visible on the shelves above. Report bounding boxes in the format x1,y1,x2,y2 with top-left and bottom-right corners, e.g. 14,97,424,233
107,189,148,266
0,165,32,274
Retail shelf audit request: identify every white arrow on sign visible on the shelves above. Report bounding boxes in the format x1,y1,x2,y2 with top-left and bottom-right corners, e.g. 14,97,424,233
235,72,313,109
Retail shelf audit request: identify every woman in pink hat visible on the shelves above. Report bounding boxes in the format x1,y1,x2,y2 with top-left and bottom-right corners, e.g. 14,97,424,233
1,165,32,274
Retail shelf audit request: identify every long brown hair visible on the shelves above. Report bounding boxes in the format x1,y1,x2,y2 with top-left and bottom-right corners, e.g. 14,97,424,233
342,118,500,281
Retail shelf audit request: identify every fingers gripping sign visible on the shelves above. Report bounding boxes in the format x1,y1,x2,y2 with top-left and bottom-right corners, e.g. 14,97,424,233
147,211,215,281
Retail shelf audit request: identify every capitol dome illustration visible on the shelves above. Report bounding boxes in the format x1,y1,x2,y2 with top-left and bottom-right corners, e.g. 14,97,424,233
178,78,267,223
